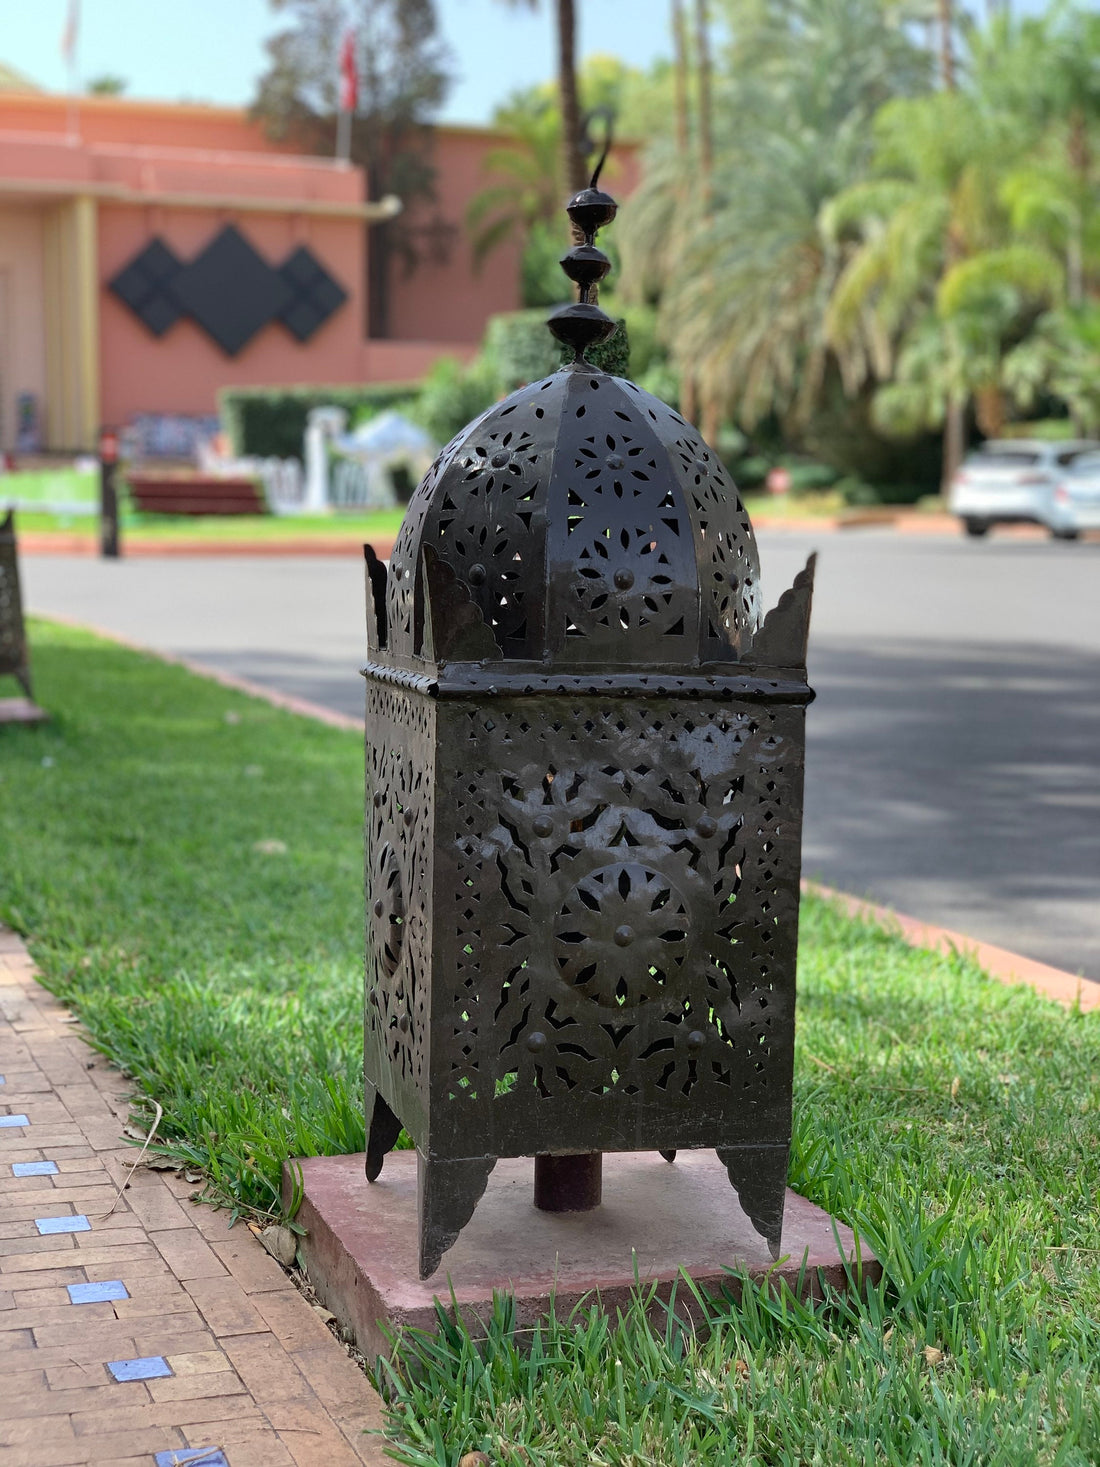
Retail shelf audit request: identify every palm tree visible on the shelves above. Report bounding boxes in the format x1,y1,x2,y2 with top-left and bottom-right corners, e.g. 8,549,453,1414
496,0,586,202
465,93,562,268
823,90,1065,481
671,0,691,159
972,7,1100,306
465,58,641,302
620,0,930,434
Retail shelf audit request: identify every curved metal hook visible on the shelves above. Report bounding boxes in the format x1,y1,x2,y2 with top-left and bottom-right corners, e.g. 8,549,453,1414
583,106,616,190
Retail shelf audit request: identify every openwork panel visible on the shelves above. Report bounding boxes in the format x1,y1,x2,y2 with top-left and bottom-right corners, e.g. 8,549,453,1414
546,372,699,663
386,385,554,661
616,381,761,656
431,696,804,1156
364,683,436,1136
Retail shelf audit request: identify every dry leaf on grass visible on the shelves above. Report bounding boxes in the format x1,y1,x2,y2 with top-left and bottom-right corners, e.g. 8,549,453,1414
458,1455,492,1467
923,1346,945,1367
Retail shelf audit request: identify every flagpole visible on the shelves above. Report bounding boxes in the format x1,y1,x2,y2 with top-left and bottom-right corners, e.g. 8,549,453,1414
63,0,81,142
336,28,356,166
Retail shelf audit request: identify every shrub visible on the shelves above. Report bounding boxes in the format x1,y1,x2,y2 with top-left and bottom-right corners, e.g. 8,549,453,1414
482,308,632,393
482,309,562,391
732,454,773,489
836,475,880,506
407,356,498,445
785,461,840,492
572,316,631,379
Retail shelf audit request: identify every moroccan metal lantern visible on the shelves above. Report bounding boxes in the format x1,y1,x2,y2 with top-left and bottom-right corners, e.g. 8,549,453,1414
0,510,35,702
362,177,815,1280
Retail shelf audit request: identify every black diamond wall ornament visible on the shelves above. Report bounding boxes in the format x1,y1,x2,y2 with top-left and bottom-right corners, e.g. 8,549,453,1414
170,225,294,356
108,238,185,337
277,247,348,342
107,230,348,351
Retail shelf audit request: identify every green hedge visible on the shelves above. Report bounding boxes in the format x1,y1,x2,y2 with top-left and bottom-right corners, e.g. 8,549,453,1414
218,311,632,460
219,382,418,459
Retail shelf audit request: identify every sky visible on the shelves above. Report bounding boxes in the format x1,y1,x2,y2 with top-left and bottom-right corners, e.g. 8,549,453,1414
0,0,675,125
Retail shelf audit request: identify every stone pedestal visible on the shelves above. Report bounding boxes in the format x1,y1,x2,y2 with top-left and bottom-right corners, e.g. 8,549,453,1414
0,697,47,726
284,1151,879,1361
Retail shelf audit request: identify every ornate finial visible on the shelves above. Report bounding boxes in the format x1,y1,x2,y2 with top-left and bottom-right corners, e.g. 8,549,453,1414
548,144,619,364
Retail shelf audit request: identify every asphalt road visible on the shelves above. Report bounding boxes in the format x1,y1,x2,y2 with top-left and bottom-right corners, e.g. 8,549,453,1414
22,530,1100,980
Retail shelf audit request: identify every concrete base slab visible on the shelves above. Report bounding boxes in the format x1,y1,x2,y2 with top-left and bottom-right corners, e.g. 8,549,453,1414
287,1151,880,1360
0,697,48,725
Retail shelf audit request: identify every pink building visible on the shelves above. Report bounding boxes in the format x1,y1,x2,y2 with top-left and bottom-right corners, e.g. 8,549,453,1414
0,89,523,452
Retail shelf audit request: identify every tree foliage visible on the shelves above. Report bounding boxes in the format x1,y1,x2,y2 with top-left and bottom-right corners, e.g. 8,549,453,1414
620,0,931,433
465,58,649,306
616,0,1100,480
252,0,453,335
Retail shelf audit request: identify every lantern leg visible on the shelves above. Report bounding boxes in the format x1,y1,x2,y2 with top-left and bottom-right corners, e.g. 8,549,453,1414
417,1152,497,1280
364,1084,403,1183
716,1144,789,1261
534,1152,602,1210
659,1150,677,1163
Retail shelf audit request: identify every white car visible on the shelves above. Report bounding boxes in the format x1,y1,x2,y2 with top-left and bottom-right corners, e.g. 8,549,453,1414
949,439,1100,539
1050,451,1100,537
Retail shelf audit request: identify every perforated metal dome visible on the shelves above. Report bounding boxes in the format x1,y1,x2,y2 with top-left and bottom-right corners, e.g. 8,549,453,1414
385,360,762,669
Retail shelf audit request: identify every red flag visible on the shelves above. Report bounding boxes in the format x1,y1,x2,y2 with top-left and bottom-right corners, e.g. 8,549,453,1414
339,29,357,113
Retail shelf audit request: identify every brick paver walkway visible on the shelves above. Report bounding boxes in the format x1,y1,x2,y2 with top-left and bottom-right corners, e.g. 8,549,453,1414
0,928,389,1467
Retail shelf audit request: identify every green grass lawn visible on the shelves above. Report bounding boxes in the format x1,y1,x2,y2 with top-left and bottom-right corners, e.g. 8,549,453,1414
13,507,407,543
12,492,852,543
1,621,1098,1464
1,467,98,517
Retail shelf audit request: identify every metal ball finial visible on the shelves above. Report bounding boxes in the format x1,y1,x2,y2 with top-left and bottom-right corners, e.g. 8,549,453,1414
547,144,619,363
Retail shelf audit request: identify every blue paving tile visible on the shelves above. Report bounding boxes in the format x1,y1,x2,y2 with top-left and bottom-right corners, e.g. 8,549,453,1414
107,1355,173,1382
36,1214,91,1235
68,1279,129,1304
0,1114,30,1127
12,1160,58,1176
154,1450,229,1467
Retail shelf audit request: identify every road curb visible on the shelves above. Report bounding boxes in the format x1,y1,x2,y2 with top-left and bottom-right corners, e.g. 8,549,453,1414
804,881,1097,1011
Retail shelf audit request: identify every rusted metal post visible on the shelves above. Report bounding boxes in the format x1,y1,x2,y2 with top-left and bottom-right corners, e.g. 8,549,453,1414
99,428,120,560
534,1153,603,1212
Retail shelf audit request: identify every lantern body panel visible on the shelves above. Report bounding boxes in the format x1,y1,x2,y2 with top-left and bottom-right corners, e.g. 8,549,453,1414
429,692,803,1160
364,681,436,1148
